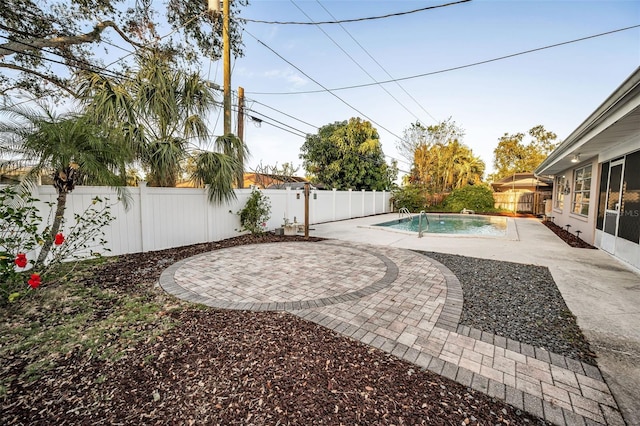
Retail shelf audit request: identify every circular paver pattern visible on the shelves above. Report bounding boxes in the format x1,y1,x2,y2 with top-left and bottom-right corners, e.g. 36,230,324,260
160,242,399,310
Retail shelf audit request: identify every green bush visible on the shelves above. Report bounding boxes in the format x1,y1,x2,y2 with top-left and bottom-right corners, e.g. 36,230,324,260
390,185,427,212
237,188,271,234
443,184,495,212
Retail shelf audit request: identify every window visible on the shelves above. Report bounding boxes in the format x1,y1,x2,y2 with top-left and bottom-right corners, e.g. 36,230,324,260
572,165,592,216
554,175,567,209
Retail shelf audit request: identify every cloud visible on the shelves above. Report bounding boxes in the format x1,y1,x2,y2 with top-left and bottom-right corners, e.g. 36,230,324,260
262,68,307,89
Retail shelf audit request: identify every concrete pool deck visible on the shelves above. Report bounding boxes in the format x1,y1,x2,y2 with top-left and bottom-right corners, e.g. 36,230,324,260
159,214,640,425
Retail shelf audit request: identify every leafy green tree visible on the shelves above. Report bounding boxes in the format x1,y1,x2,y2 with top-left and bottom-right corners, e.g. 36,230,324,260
80,51,241,202
300,118,394,190
0,0,249,99
406,120,484,193
490,125,558,181
0,103,130,263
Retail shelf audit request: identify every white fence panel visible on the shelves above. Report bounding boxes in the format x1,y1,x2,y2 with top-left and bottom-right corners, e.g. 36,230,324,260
3,184,390,257
334,190,352,221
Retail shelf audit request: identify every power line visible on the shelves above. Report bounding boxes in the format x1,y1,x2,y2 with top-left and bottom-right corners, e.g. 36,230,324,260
243,0,472,25
313,0,438,124
245,107,308,137
236,95,414,169
217,92,414,170
248,24,640,95
289,0,424,126
247,98,319,129
245,29,405,142
0,36,131,82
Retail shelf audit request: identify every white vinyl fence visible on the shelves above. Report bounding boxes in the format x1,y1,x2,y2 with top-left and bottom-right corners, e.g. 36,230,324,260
19,184,390,256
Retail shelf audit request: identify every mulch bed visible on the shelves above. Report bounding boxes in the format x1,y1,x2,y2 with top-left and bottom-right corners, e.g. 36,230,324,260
541,220,596,249
2,234,550,425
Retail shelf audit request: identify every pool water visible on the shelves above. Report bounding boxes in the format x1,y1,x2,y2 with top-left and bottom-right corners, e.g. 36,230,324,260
374,214,507,236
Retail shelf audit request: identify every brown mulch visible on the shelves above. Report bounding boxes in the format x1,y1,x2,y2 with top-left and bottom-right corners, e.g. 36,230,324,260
2,234,548,425
541,220,596,249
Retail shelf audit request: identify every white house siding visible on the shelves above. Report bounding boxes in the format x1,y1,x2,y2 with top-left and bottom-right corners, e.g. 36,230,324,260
536,67,640,271
550,156,600,244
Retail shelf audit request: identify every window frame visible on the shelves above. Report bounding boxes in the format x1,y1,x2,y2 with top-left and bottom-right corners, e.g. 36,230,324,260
554,175,566,210
571,165,592,216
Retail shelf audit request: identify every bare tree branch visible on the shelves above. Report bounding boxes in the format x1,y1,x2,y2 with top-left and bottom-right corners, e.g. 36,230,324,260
0,21,145,58
0,62,78,97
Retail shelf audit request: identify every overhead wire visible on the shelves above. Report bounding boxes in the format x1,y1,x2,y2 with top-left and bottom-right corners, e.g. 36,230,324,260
244,29,405,141
211,93,413,172
246,98,318,129
243,0,471,25
248,24,640,95
314,0,439,124
289,0,425,125
0,37,132,83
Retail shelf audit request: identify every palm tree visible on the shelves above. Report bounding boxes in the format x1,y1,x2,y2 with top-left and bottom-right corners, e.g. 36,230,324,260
215,133,249,189
0,103,131,264
80,50,242,202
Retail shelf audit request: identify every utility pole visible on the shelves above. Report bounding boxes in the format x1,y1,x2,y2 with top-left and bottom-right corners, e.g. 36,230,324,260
206,0,229,133
237,86,245,188
222,0,231,135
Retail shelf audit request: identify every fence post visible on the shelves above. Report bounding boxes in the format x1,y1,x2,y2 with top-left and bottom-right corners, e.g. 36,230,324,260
371,190,376,214
139,182,152,252
203,185,212,242
348,189,352,218
284,187,291,223
332,188,337,222
361,189,366,217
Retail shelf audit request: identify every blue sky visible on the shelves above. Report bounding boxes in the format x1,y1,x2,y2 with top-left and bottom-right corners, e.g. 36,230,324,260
203,0,639,179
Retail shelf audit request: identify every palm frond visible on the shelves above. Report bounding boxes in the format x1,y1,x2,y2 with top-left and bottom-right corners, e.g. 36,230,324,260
191,151,238,204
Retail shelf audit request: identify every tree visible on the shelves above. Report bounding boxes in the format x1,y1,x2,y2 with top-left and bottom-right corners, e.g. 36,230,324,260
80,50,241,202
0,103,130,263
0,0,249,99
396,118,464,164
407,120,484,194
300,118,393,191
250,161,301,189
490,125,558,181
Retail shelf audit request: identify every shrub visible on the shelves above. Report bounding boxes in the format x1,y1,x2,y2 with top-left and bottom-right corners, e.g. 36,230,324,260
443,184,495,212
390,185,427,212
0,186,114,305
237,188,271,234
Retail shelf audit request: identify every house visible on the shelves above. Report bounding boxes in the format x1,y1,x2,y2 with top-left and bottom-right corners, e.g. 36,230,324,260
491,173,552,193
243,172,308,189
535,66,640,270
491,173,553,215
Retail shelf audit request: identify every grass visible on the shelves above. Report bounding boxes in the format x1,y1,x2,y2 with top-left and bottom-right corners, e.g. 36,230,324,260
0,256,179,397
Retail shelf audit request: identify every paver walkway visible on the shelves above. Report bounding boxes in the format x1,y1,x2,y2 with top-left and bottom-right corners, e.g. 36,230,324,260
159,239,624,426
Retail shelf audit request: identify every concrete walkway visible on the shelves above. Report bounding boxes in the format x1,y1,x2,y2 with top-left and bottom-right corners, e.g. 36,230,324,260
159,215,640,426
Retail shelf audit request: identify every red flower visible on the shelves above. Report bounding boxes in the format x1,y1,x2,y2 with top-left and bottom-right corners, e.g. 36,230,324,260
54,233,65,245
15,253,27,268
28,273,41,289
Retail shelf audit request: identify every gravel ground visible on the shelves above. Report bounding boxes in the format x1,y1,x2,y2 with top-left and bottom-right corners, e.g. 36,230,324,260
419,251,597,365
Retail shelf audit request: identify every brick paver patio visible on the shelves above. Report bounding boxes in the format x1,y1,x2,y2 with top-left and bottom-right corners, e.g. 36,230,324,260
159,240,624,426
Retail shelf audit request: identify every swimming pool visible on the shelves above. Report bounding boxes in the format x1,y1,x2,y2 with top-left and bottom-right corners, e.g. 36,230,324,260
373,214,507,236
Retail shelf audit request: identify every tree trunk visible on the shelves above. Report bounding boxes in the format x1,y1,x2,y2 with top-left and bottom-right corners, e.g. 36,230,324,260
36,190,67,265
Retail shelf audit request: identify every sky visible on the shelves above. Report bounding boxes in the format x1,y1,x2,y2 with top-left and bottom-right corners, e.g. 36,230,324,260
201,0,640,180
